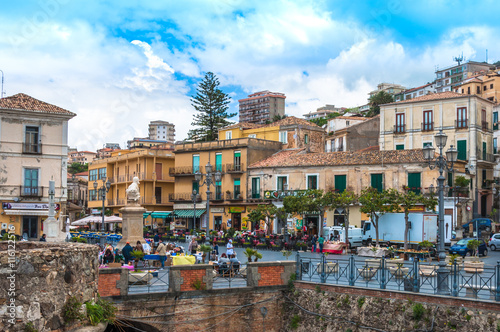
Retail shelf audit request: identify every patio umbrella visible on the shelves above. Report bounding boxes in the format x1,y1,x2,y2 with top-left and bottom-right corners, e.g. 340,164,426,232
71,215,122,225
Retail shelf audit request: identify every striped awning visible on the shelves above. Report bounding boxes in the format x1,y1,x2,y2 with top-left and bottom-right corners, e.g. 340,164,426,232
151,211,173,219
173,209,206,218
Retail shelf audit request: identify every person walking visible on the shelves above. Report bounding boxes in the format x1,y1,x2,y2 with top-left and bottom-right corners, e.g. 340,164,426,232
311,235,317,253
226,239,234,257
157,240,167,270
318,234,324,253
122,242,133,264
153,233,160,250
188,237,198,255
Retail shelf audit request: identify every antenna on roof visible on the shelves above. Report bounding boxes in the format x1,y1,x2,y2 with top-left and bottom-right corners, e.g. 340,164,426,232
0,70,4,98
453,53,464,66
486,49,488,63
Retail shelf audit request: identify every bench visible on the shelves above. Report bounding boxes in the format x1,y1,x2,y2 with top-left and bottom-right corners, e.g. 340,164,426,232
461,284,498,300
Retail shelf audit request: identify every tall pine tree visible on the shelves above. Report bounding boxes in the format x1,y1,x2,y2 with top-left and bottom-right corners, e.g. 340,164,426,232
187,72,235,141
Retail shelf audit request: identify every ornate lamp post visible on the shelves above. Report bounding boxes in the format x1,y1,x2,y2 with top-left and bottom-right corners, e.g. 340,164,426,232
195,161,222,245
423,129,458,295
283,184,289,242
191,189,198,231
93,178,111,233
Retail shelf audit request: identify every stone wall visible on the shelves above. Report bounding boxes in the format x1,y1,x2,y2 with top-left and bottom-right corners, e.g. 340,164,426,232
247,261,295,287
98,268,128,297
283,281,500,331
0,242,99,332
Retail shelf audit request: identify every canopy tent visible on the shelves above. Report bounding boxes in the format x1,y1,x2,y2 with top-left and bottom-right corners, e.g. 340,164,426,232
151,211,173,219
71,215,122,226
173,209,206,218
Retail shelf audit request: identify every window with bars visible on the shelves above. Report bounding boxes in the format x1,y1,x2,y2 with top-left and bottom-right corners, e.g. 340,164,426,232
307,175,318,190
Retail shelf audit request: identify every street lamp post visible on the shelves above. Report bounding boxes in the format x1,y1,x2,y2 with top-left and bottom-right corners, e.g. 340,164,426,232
423,129,458,295
93,178,111,233
283,184,289,242
191,189,198,231
195,161,222,247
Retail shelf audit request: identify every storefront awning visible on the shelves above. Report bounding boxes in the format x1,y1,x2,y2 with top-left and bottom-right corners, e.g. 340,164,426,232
174,209,206,218
151,211,173,219
5,210,49,216
143,212,152,218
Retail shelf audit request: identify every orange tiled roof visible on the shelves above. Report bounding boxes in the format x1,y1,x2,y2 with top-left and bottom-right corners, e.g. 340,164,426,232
249,148,427,168
401,83,433,94
383,91,468,106
334,116,367,121
223,116,321,131
222,122,261,130
0,93,75,116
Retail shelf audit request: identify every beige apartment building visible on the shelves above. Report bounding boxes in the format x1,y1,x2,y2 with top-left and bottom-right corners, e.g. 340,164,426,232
0,93,76,239
248,148,469,235
379,91,495,217
238,91,286,124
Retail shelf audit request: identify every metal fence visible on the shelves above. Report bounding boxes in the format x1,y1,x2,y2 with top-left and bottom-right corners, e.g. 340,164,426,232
295,253,500,301
212,262,247,289
128,267,170,294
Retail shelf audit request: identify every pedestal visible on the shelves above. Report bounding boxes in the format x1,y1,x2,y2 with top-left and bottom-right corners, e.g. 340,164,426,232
116,202,146,249
43,217,66,242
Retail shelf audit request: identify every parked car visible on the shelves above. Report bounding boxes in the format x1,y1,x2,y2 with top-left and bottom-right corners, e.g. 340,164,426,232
489,233,500,251
448,238,488,257
462,218,492,233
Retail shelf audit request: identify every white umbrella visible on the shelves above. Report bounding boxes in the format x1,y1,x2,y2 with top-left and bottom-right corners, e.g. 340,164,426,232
71,215,122,225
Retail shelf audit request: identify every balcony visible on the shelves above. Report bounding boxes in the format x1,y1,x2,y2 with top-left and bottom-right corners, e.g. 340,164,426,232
20,186,43,197
393,125,406,134
479,153,495,163
247,190,263,202
226,191,243,201
421,122,434,132
208,192,224,202
169,166,204,177
23,143,42,154
168,193,202,203
455,119,468,129
225,163,244,173
482,121,490,131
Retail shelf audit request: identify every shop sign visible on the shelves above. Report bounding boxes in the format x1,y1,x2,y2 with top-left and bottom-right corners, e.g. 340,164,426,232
174,203,205,209
211,207,224,213
229,206,245,213
2,202,60,210
264,190,306,200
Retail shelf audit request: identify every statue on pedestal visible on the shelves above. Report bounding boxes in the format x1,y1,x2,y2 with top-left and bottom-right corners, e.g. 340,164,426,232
126,177,141,202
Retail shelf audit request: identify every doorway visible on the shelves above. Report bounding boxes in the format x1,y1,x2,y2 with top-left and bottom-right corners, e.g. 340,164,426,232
481,195,487,217
23,216,38,239
155,163,163,180
305,216,318,236
155,187,162,204
232,213,241,230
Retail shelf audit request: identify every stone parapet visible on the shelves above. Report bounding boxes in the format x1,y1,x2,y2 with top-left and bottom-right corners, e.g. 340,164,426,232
169,264,213,292
247,261,295,287
98,268,128,297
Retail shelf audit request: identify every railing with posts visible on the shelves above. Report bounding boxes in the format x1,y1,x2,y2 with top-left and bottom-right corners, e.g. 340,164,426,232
22,143,42,154
479,153,495,163
455,119,468,129
247,190,262,201
20,186,43,197
226,163,245,173
482,121,490,131
169,166,204,176
421,122,434,132
295,253,500,301
168,193,202,202
208,192,224,201
226,191,243,200
393,124,405,134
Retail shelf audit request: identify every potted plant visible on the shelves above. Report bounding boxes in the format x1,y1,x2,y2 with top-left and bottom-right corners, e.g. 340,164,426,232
464,239,484,273
131,250,145,270
418,240,434,262
295,241,307,251
357,266,377,280
198,244,212,263
243,248,256,263
389,263,409,278
256,243,267,250
281,250,292,260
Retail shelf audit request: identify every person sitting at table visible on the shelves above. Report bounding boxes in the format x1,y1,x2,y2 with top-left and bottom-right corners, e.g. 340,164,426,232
229,254,240,269
218,253,230,265
103,245,114,264
122,242,133,264
218,253,230,275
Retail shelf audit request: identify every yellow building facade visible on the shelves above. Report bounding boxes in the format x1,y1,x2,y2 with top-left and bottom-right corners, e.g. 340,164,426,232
171,138,282,231
87,149,175,227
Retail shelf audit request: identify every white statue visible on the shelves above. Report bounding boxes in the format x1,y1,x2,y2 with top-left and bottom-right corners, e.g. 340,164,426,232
126,177,141,202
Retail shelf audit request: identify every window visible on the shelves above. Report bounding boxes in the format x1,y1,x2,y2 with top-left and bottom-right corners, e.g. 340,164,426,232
494,112,498,131
457,140,467,160
346,121,350,126
215,153,222,172
279,131,288,143
98,168,106,180
251,177,260,199
483,141,487,161
482,109,487,130
192,155,200,173
215,181,222,200
233,178,241,198
467,87,470,94
407,173,421,194
192,181,199,194
225,131,232,139
491,84,494,89
277,176,287,191
248,134,256,138
395,113,405,133
396,144,404,150
334,175,346,192
494,138,497,155
23,168,39,195
307,174,318,190
477,86,481,94
89,169,98,181
371,174,383,193
484,86,487,91
423,110,433,131
456,107,467,128
24,126,40,153
234,151,241,171
304,134,309,144
89,190,97,201
338,137,344,151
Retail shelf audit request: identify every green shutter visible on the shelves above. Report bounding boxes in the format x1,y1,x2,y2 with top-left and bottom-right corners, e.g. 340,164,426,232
483,142,487,160
396,144,404,150
447,172,453,197
192,181,199,194
335,175,347,193
215,154,222,171
252,178,260,198
494,112,498,131
407,173,421,194
457,140,467,161
234,178,240,186
370,174,383,193
192,155,200,172
234,152,241,158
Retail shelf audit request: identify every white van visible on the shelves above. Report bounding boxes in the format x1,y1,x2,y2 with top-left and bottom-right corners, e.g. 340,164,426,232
323,226,363,248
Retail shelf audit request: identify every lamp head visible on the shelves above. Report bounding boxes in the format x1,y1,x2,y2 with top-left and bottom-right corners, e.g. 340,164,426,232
429,183,434,194
434,130,448,149
192,189,197,195
106,179,111,191
214,171,222,182
93,181,98,190
423,145,435,160
195,171,202,182
446,145,458,162
205,162,213,174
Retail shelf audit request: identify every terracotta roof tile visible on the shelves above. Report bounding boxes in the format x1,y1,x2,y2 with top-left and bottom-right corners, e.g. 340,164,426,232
400,83,433,94
249,148,427,168
383,91,467,106
222,122,261,130
0,93,75,116
223,116,321,132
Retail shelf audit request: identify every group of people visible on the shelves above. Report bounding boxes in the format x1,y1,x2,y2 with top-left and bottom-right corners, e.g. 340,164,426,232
310,235,325,253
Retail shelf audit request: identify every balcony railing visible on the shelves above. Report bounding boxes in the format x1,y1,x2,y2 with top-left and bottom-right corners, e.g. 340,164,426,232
169,166,204,177
393,124,406,134
455,119,468,129
479,153,495,163
226,191,243,201
208,192,224,201
482,121,490,131
20,186,43,197
168,193,202,203
23,143,42,154
421,122,434,132
247,190,263,201
225,163,244,173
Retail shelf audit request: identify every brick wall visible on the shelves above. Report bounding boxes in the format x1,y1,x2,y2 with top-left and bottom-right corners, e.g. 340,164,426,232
169,264,213,292
257,265,284,286
98,268,128,297
180,268,207,291
247,261,295,287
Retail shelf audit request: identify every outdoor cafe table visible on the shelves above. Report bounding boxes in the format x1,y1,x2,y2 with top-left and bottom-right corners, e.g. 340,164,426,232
314,242,346,254
172,255,196,265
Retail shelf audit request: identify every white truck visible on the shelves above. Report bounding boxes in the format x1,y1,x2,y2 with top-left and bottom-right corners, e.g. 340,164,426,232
323,226,363,248
361,213,445,248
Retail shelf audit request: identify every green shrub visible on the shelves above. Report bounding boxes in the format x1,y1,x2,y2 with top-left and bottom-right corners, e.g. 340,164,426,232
96,298,117,323
412,303,425,321
290,314,301,329
315,285,321,293
191,278,206,290
357,296,365,308
62,296,84,323
86,302,104,326
24,322,38,332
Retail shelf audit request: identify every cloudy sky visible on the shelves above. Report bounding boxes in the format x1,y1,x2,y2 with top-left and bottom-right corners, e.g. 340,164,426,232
1,0,499,150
